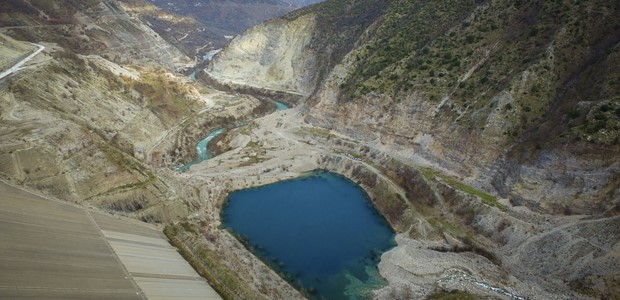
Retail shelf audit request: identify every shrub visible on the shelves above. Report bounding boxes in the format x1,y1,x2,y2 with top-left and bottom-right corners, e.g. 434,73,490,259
599,104,610,112
568,109,580,119
594,113,607,121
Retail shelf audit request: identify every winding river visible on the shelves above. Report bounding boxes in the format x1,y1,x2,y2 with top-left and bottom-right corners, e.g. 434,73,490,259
176,100,288,171
274,100,289,111
189,48,222,81
175,128,224,171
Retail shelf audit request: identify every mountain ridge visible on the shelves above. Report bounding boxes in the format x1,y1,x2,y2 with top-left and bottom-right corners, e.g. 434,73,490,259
208,0,620,216
205,0,620,297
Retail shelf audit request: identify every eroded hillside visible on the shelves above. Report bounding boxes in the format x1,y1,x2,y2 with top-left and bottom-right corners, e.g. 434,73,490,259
0,0,272,223
0,0,188,68
204,0,620,298
209,0,620,215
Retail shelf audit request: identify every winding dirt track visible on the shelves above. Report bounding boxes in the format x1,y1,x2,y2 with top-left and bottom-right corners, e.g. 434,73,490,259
0,43,45,80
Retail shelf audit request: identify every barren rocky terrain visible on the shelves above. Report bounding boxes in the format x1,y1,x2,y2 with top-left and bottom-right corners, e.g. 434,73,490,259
1,0,619,299
167,105,620,299
199,0,620,298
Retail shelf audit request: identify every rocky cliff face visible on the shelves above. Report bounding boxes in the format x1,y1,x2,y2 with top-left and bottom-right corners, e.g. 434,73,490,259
207,14,318,97
209,0,620,216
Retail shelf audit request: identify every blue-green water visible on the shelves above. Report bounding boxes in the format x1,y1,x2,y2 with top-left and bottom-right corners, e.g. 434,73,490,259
203,49,222,61
221,171,395,299
175,128,224,171
189,48,221,80
175,100,285,172
274,101,289,111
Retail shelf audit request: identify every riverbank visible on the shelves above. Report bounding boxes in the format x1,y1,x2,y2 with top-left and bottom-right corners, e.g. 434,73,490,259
175,128,224,171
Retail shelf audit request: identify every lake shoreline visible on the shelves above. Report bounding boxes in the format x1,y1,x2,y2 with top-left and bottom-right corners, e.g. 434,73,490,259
220,170,396,300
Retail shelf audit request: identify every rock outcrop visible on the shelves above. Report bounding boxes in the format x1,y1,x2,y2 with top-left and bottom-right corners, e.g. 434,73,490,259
206,14,317,97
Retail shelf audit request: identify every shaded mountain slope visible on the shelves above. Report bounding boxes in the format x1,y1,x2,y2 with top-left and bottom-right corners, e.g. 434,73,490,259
209,0,620,216
117,0,220,59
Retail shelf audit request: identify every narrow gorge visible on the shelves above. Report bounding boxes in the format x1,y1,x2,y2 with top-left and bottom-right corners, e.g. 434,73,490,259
1,0,618,299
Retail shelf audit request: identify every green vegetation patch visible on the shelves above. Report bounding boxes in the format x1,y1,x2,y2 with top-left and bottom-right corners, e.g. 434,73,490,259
164,225,266,300
239,155,267,167
427,217,467,237
129,69,202,126
297,126,333,138
420,167,507,211
245,140,260,149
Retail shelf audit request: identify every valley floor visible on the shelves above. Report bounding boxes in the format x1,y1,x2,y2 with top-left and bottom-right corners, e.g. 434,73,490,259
171,106,619,299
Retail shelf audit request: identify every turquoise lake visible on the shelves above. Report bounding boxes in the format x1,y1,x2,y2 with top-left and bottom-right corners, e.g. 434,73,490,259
221,171,395,299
